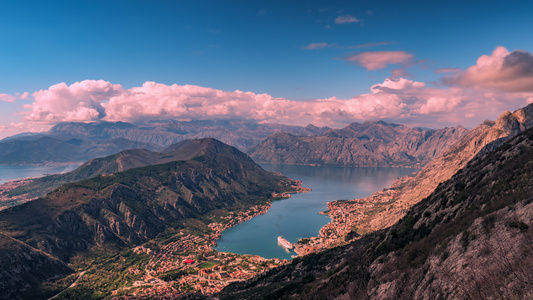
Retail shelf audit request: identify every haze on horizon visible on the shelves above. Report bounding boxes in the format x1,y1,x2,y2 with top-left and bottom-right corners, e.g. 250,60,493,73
1,0,533,139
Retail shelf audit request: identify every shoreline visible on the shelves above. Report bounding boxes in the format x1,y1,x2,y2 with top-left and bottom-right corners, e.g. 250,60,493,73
293,174,414,255
107,181,311,298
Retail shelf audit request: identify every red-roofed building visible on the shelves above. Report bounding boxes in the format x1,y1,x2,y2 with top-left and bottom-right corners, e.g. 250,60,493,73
183,259,195,264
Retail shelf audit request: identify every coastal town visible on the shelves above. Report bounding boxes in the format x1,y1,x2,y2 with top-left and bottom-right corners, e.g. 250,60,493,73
106,203,290,298
0,177,36,210
292,176,410,255
100,180,315,298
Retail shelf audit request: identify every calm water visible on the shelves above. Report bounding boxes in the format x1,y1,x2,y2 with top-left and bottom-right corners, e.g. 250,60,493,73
0,165,79,184
215,164,415,260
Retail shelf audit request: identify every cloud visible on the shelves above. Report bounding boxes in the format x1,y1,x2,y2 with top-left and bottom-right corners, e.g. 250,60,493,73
335,15,359,24
0,94,15,102
25,80,123,123
346,51,413,70
435,68,461,74
304,42,331,50
0,92,30,102
24,79,442,127
305,41,395,50
444,46,533,92
18,77,527,130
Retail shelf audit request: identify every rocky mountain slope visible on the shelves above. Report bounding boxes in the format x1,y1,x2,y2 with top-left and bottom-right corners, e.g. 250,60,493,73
3,138,261,204
218,116,533,300
248,121,468,167
0,120,330,165
0,139,298,298
365,103,533,231
0,233,73,300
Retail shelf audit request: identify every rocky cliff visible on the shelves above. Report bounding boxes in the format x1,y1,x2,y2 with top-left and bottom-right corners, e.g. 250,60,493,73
367,103,533,231
248,121,468,167
218,115,533,300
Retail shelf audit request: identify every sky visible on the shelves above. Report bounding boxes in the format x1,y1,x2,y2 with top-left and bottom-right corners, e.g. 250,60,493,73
1,0,533,138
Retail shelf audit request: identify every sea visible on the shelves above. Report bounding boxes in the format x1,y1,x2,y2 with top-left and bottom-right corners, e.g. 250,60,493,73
214,164,416,260
0,165,79,184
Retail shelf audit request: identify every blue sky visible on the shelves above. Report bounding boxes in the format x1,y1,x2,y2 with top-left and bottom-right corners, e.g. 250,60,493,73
1,0,533,138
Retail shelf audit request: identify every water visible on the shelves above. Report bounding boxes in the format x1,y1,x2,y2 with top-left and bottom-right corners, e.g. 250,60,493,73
0,165,79,184
215,164,416,260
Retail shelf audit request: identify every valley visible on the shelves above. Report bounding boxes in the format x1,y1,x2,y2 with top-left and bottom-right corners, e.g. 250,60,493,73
3,3,532,299
2,105,533,299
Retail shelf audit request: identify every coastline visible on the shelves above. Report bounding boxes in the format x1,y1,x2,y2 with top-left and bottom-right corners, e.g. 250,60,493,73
293,175,413,255
111,187,308,298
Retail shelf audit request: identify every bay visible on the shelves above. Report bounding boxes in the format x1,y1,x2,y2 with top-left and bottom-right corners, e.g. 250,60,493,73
0,165,79,184
214,164,416,260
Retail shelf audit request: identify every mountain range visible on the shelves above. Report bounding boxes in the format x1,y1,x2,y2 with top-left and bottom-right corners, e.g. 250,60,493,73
0,120,330,165
248,121,467,167
0,119,469,168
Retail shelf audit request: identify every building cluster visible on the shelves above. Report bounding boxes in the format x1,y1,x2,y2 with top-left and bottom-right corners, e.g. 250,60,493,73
110,204,288,298
294,184,405,254
0,178,36,210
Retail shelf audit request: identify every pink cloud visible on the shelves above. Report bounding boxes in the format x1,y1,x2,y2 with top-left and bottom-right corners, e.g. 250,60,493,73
18,92,30,100
0,92,31,103
335,15,359,24
0,94,15,102
18,74,533,132
304,42,330,50
346,51,413,70
444,46,533,92
26,80,123,123
434,68,461,74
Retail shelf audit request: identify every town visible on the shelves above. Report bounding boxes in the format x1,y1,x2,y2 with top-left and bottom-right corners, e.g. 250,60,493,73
108,203,290,298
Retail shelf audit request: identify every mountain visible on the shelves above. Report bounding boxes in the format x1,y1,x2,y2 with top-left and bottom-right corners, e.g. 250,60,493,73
365,104,533,231
218,119,533,300
0,120,331,165
248,121,468,167
4,138,260,204
0,138,294,261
